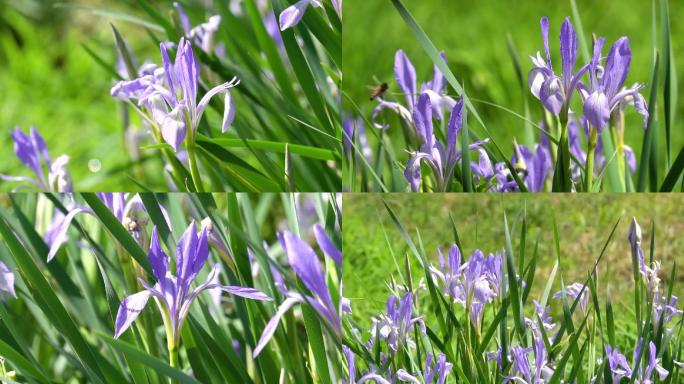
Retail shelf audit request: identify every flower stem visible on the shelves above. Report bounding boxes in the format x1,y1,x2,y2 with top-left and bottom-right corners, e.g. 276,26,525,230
612,112,626,189
168,344,178,384
187,141,205,193
585,127,599,191
169,345,178,369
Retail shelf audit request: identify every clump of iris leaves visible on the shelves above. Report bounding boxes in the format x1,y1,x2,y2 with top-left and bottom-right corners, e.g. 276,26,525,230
342,202,684,383
3,0,341,192
0,192,342,383
343,0,680,193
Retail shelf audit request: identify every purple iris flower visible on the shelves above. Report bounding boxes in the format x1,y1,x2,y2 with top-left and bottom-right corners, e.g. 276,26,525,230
313,223,342,266
369,292,425,352
430,246,502,329
553,282,589,313
174,2,222,54
568,115,636,180
395,49,418,111
1,127,72,192
114,222,271,344
331,0,342,17
373,50,453,129
605,345,633,383
615,339,670,383
253,228,341,357
342,345,391,384
430,245,464,300
395,50,451,118
342,115,371,161
405,95,485,192
644,341,669,382
511,143,552,192
531,300,556,332
528,17,586,116
471,149,517,192
397,352,453,384
264,12,285,50
652,293,683,327
111,38,238,151
579,36,648,131
472,142,551,192
506,338,554,383
0,261,16,299
279,0,322,31
44,193,153,262
509,346,534,381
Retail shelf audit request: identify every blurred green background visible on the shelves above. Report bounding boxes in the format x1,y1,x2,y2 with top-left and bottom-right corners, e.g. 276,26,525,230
343,0,684,170
0,0,162,190
343,193,684,335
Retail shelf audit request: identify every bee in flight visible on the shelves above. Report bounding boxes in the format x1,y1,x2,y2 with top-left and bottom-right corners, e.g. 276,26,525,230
369,82,388,101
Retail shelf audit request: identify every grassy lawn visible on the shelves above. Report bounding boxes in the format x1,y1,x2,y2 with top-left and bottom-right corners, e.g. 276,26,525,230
343,193,684,338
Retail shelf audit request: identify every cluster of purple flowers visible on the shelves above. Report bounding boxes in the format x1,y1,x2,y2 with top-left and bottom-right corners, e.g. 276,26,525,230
1,127,72,192
529,17,648,130
16,192,343,364
604,340,670,383
368,292,425,352
343,216,683,383
372,50,493,192
343,290,452,384
530,16,646,187
430,245,503,329
370,15,648,192
469,15,647,192
111,36,238,153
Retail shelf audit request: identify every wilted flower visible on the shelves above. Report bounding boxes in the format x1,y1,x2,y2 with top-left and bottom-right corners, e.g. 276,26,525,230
397,352,453,384
629,218,661,296
111,38,238,151
114,222,271,345
1,127,72,192
0,261,16,299
253,228,342,357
